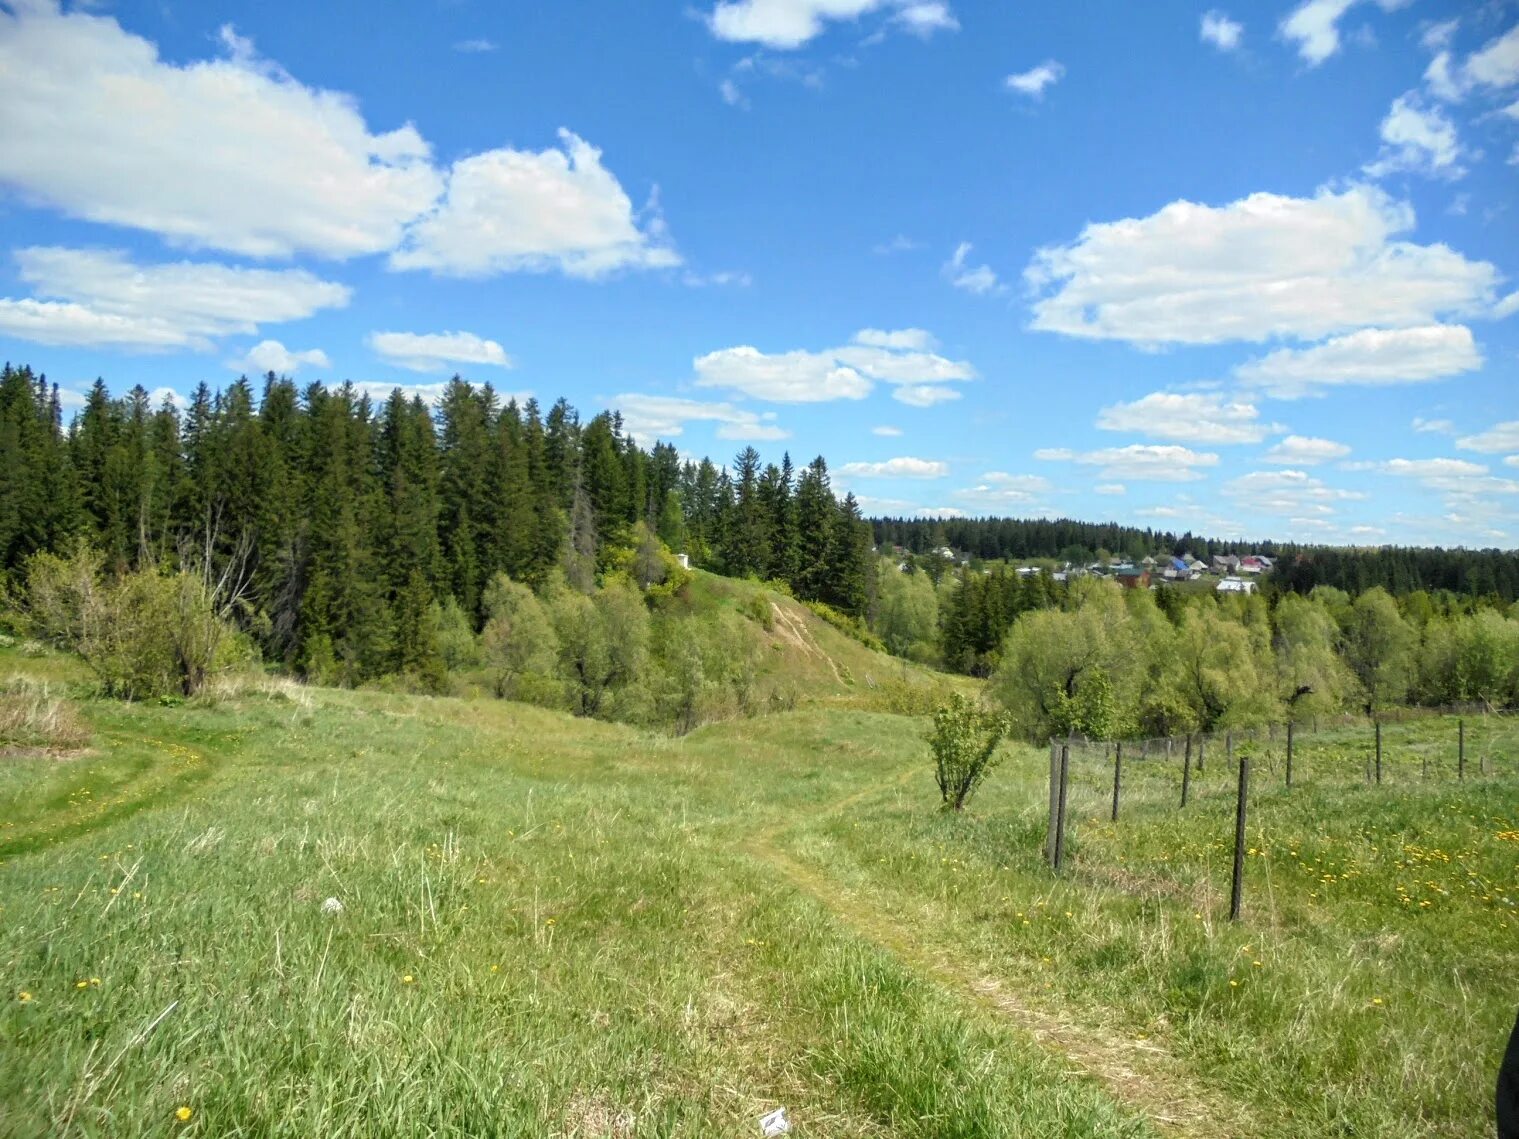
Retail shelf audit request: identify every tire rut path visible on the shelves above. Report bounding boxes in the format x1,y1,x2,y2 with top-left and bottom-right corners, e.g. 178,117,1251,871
742,765,1253,1139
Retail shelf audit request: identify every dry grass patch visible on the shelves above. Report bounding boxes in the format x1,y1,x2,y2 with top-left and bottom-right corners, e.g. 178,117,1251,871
0,676,90,754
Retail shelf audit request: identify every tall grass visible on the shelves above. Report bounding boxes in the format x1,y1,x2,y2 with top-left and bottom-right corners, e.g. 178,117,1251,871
1,636,1513,1137
0,676,90,752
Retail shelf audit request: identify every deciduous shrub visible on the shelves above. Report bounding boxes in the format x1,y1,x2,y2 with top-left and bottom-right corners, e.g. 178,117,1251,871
928,693,1011,812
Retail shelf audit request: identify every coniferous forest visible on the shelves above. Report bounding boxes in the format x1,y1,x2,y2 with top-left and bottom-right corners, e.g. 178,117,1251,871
0,365,873,690
5,362,1519,715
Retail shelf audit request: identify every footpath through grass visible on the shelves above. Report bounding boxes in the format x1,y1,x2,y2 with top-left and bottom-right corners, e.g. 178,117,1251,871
1,657,1514,1137
0,673,1149,1138
785,716,1519,1137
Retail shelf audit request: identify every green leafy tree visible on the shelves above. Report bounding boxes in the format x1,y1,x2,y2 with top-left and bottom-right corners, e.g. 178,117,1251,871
481,574,559,699
1342,587,1417,713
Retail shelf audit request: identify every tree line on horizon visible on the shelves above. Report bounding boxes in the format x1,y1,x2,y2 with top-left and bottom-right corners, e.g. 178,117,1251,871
872,517,1519,602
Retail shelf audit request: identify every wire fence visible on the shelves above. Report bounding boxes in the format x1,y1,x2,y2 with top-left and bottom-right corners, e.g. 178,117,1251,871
1042,709,1517,920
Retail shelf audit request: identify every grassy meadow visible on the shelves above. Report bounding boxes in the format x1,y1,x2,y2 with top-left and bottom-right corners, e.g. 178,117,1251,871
1,633,1515,1137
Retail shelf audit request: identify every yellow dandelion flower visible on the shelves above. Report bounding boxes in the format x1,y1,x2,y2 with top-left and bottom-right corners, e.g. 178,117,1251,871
175,1106,192,1122
1371,997,1383,1006
1252,960,1262,967
1229,980,1239,987
402,974,415,984
17,991,32,1003
74,980,88,990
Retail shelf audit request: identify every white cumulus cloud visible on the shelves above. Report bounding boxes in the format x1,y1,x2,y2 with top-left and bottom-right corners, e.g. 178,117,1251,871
705,0,956,48
693,329,975,403
0,246,349,351
1456,420,1519,454
390,131,679,278
368,330,513,373
0,3,677,279
943,242,1000,295
854,327,936,350
1235,324,1482,398
838,456,949,478
1221,468,1365,517
1363,93,1464,179
1263,435,1351,465
893,384,963,407
1035,444,1220,482
1200,11,1243,51
610,394,788,443
0,3,440,259
234,339,330,375
1279,0,1358,67
1026,184,1500,347
1005,60,1064,98
1095,391,1271,444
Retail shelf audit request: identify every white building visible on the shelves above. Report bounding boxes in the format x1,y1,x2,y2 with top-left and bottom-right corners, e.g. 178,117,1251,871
1216,576,1256,594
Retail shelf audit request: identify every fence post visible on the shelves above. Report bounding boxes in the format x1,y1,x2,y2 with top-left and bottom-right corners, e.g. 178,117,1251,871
1181,734,1192,807
1197,735,1205,773
1230,754,1250,922
1375,720,1382,785
1046,739,1059,865
1111,741,1123,823
1226,731,1234,772
1458,719,1465,781
1053,744,1071,872
1286,720,1294,789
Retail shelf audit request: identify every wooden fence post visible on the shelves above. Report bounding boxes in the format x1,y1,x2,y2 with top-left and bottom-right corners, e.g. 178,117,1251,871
1111,741,1123,823
1286,721,1294,789
1053,744,1071,872
1375,720,1383,785
1458,719,1465,781
1181,734,1192,807
1046,739,1059,865
1230,754,1250,922
1197,735,1205,774
1226,731,1234,772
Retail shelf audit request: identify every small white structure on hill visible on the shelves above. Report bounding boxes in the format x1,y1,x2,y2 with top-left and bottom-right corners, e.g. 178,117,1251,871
675,552,690,570
1216,576,1256,594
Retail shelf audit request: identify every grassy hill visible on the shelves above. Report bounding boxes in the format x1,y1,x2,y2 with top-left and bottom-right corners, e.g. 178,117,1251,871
1,635,1515,1137
675,571,972,711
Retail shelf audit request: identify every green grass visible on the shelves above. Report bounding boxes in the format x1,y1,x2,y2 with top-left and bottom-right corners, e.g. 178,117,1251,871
1,640,1514,1137
786,716,1519,1137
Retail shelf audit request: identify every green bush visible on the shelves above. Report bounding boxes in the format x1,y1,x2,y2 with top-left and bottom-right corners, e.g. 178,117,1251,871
23,549,231,700
928,693,1011,812
802,599,886,653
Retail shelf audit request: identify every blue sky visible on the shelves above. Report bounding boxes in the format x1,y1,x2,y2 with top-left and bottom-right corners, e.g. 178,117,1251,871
1,0,1517,546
